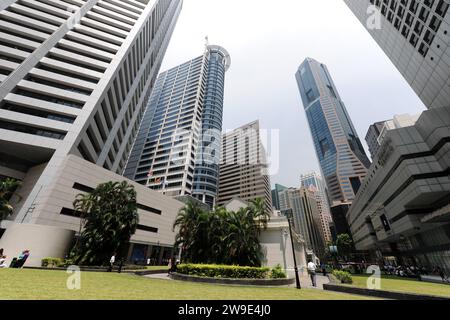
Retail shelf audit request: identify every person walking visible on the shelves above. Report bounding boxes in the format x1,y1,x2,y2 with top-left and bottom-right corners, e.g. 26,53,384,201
307,259,317,287
437,267,449,283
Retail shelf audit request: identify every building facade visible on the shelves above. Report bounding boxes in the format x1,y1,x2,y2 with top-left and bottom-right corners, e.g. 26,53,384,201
123,45,230,207
347,106,450,271
271,183,287,210
295,58,371,235
365,121,386,160
278,187,325,259
217,120,272,212
0,0,184,265
344,0,450,109
345,0,450,271
366,114,420,160
301,171,333,244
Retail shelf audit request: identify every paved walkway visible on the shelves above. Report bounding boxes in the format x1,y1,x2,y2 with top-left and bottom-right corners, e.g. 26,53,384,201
144,273,330,290
295,274,329,289
145,273,172,280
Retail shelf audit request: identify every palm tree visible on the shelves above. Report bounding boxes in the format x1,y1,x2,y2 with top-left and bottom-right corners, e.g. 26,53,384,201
248,198,270,233
173,198,270,267
173,200,208,263
70,181,139,266
0,178,21,221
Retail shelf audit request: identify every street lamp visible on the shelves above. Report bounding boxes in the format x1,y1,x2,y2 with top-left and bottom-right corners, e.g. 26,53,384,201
283,209,301,289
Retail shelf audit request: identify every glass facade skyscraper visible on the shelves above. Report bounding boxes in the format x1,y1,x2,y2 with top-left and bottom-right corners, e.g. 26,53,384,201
192,46,230,207
124,45,230,207
296,58,371,204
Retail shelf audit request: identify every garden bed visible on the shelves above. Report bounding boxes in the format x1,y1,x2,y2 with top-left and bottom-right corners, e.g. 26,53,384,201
170,272,295,286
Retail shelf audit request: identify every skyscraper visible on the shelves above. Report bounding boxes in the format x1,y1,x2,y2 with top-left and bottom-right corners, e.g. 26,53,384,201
0,0,184,265
344,0,450,109
301,172,333,244
271,183,288,210
217,120,272,212
295,58,371,203
279,187,325,259
124,45,230,207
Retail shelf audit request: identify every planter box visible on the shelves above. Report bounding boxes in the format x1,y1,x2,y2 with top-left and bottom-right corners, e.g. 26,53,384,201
170,272,295,286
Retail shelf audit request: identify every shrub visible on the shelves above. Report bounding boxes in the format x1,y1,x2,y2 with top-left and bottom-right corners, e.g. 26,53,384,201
270,264,287,279
41,257,70,268
332,270,353,284
41,257,65,268
176,264,271,279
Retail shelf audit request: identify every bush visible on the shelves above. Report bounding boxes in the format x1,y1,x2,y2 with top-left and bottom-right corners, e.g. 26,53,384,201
41,257,69,268
332,270,353,284
177,264,271,279
270,264,287,279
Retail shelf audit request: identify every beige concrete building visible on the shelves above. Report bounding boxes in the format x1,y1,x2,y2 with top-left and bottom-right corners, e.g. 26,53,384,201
0,155,185,267
0,0,184,266
217,120,272,212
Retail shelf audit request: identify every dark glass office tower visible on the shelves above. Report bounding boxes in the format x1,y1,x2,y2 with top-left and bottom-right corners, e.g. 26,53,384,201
296,58,371,205
124,45,230,207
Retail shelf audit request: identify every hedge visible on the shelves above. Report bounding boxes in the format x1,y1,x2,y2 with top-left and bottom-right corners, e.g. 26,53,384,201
332,270,353,284
41,257,72,268
176,264,271,279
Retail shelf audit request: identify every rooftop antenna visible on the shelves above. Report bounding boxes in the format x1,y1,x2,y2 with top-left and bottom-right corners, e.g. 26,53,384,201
204,35,209,52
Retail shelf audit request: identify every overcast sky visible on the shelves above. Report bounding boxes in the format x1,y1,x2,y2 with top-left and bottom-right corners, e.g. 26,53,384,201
160,0,426,188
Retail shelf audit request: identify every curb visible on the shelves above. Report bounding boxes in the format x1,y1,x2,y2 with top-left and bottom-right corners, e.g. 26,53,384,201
323,283,449,300
168,272,295,286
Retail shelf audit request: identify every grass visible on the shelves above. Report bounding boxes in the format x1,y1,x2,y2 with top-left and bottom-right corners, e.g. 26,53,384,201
347,275,450,298
0,269,376,300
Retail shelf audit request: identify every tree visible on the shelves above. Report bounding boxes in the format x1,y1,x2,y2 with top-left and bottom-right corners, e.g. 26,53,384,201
70,181,139,266
173,198,269,267
336,233,353,261
0,178,21,221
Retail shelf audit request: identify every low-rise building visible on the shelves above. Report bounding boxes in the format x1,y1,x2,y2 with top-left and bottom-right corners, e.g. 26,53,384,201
0,155,184,267
348,106,450,272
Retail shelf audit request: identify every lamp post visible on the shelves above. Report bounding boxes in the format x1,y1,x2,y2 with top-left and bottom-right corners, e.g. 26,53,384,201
283,209,301,289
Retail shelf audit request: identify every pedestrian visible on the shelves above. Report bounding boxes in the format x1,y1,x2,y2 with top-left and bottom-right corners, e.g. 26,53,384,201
16,249,30,268
108,253,115,272
307,259,317,287
437,267,449,283
0,255,7,268
117,258,124,273
0,248,3,256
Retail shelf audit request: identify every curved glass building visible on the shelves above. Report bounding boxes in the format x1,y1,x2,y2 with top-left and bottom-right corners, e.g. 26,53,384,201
124,45,230,208
192,45,231,207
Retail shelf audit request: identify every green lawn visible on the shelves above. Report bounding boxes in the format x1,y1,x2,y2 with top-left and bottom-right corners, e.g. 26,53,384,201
348,275,450,298
0,269,375,300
